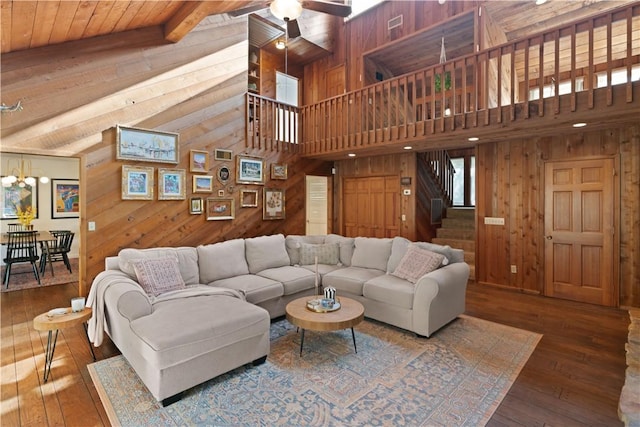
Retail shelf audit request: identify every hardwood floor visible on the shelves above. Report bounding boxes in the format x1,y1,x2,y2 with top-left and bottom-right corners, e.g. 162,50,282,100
0,281,630,426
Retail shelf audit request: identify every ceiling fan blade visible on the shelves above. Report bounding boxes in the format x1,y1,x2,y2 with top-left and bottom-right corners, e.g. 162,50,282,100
227,2,270,17
302,0,352,17
286,19,301,39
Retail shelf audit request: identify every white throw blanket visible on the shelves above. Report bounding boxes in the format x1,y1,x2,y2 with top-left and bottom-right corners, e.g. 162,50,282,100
86,270,246,347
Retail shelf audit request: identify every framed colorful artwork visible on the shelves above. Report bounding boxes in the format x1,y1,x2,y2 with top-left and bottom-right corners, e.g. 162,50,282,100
271,163,288,180
122,165,154,200
193,175,214,193
241,189,259,207
206,197,234,220
236,155,264,185
1,180,38,220
190,150,209,173
51,179,79,219
116,125,179,164
158,169,186,200
190,197,203,214
263,188,285,220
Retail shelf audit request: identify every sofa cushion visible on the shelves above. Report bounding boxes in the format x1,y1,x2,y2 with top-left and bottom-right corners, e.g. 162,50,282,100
299,242,340,265
392,244,445,283
245,234,290,274
285,235,326,265
325,235,355,266
197,239,249,283
387,236,412,273
301,263,343,277
118,247,199,285
350,237,393,270
131,257,186,297
387,238,453,273
363,274,414,309
413,242,452,265
257,266,316,295
323,266,386,296
210,274,283,305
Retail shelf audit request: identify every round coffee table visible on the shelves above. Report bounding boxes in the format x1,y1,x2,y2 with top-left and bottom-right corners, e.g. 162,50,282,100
285,296,364,356
33,307,96,382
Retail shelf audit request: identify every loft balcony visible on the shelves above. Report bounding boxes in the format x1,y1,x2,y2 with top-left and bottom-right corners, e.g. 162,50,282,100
246,3,640,159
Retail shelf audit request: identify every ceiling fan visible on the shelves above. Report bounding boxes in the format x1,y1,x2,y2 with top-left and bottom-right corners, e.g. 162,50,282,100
229,0,352,39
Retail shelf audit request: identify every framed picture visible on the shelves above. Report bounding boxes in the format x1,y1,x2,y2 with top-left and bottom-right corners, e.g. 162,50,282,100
122,165,154,200
190,197,203,214
193,175,213,193
214,148,233,161
116,125,179,164
263,188,285,220
271,163,288,180
236,155,265,185
190,150,209,173
51,179,79,219
241,189,259,207
1,180,38,220
218,165,231,185
158,169,186,200
218,189,225,197
206,197,235,220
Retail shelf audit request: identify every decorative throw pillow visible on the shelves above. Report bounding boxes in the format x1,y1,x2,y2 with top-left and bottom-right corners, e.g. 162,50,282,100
131,257,186,297
299,243,340,265
391,245,445,284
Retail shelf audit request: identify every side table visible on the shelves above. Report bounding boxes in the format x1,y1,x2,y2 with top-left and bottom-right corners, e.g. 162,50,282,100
33,307,96,382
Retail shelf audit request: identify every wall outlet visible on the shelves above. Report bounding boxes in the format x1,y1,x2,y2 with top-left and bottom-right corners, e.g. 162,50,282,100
88,221,96,231
484,217,505,225
511,265,517,274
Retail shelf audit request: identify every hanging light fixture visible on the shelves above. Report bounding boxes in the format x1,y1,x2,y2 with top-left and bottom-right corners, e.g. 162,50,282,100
275,40,286,50
270,0,303,21
1,156,49,188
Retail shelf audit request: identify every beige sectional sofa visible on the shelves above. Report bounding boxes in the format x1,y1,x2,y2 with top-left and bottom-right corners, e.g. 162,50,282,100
87,233,469,405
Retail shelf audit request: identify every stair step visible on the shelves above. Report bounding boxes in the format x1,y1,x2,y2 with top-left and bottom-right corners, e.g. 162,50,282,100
441,217,475,229
446,208,475,220
432,238,475,253
436,228,475,240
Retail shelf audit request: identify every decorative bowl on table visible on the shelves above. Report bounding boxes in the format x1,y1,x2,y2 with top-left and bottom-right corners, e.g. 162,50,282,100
306,297,341,313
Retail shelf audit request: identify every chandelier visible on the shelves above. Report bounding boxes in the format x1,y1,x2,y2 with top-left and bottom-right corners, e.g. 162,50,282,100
1,156,49,188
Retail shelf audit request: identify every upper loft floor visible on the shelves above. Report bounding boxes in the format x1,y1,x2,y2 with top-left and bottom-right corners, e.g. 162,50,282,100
245,2,640,160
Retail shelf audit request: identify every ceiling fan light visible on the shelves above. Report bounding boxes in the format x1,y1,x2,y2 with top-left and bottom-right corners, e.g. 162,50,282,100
270,0,303,21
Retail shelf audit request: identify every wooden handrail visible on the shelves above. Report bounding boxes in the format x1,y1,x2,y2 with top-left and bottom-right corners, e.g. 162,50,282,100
246,93,300,152
422,150,455,205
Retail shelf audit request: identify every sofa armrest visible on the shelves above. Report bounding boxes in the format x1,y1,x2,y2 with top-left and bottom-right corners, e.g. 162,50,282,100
412,262,470,336
102,276,153,322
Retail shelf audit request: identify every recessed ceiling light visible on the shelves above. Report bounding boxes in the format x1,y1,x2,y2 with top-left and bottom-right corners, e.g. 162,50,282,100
573,122,587,128
275,40,286,50
403,146,412,150
348,153,356,157
468,137,479,142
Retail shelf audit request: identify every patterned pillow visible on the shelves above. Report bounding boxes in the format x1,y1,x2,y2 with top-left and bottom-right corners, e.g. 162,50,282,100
299,243,340,265
131,257,186,297
391,245,445,284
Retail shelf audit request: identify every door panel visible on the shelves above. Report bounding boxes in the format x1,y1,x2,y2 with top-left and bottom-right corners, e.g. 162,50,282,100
544,158,615,306
305,176,328,235
342,176,400,238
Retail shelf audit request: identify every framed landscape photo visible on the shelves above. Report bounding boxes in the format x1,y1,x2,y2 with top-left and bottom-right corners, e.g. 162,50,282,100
214,148,233,161
206,197,234,220
271,163,288,180
236,155,264,185
158,169,186,200
241,189,259,207
116,125,179,164
51,179,79,219
122,165,154,200
1,180,38,220
263,188,285,220
190,197,203,214
190,150,209,173
193,175,213,193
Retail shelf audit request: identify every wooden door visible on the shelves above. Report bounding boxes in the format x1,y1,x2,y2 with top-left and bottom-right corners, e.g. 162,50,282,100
544,158,616,306
342,176,400,238
305,176,328,235
326,65,345,98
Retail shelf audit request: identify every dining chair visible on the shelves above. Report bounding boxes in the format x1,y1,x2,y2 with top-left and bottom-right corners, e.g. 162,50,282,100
40,230,74,276
7,223,23,232
3,231,41,288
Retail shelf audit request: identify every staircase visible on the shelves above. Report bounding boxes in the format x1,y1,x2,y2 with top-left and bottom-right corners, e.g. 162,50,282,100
432,208,475,280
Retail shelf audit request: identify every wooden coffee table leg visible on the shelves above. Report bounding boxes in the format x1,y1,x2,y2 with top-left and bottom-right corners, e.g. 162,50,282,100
351,327,357,354
43,329,59,382
299,329,305,356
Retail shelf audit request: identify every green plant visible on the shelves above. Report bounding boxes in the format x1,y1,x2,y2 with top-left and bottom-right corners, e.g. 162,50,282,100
434,71,451,92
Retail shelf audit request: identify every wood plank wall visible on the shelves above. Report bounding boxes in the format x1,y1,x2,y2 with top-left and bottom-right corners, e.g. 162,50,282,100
0,15,332,295
476,125,640,307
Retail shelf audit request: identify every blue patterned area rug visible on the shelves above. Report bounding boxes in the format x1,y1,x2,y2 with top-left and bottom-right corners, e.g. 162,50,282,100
88,315,541,426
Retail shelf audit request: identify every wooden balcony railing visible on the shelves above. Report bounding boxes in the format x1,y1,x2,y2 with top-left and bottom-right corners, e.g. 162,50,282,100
246,4,639,156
